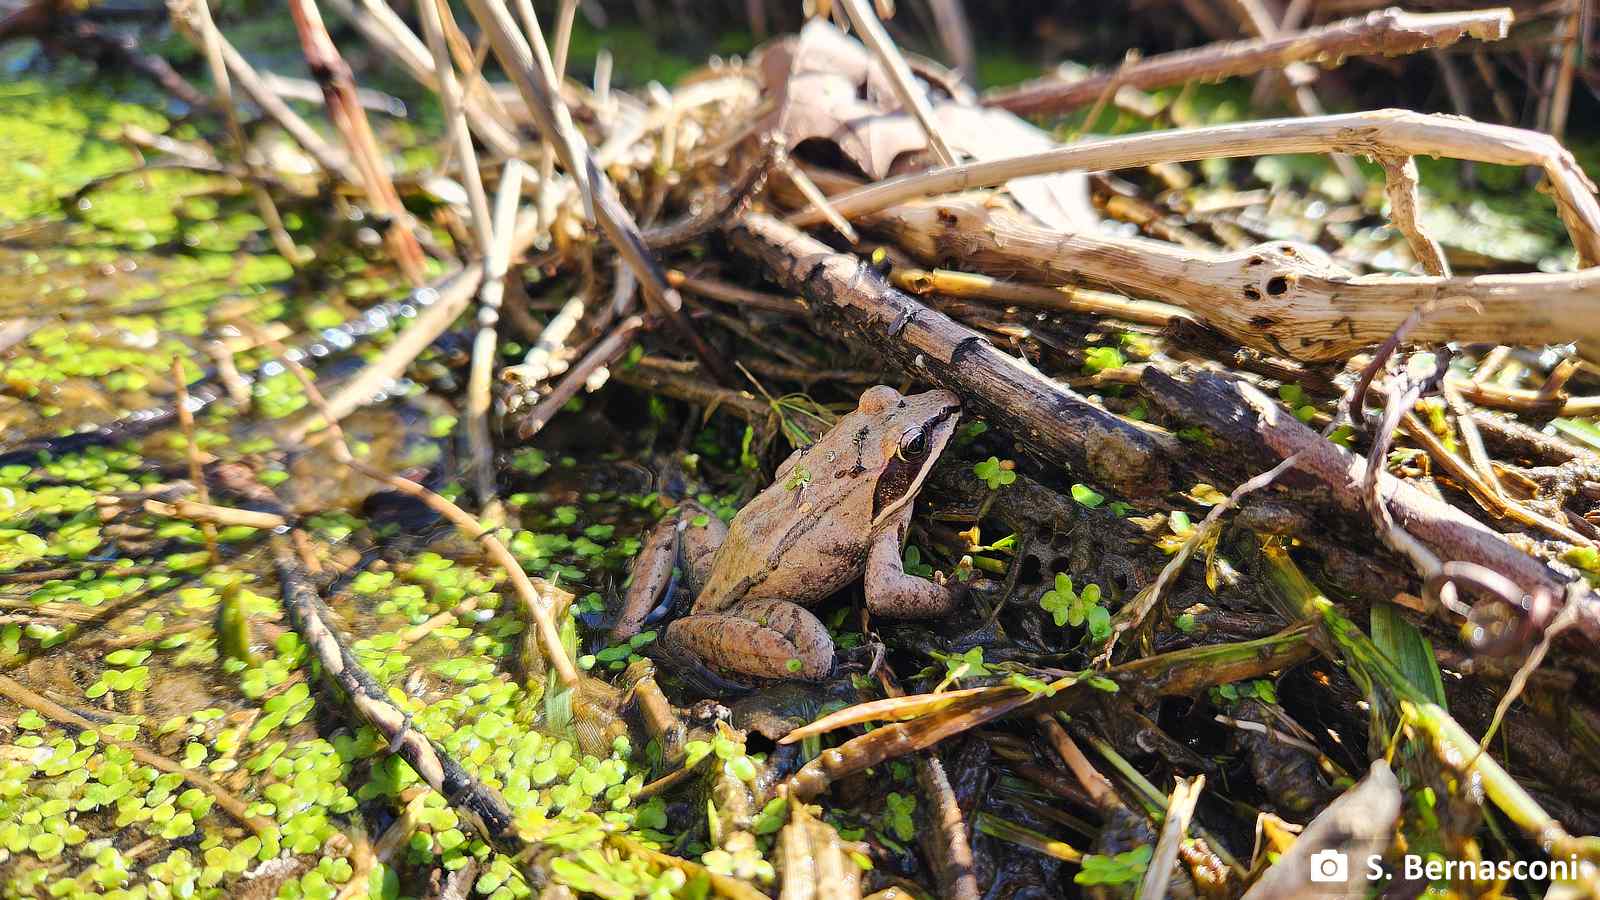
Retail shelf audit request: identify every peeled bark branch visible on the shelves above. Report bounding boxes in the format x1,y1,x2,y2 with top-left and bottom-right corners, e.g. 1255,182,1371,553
865,194,1600,362
985,7,1513,117
726,212,1177,497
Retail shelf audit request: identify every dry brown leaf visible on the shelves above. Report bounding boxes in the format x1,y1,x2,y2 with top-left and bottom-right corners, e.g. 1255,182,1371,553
757,20,1095,230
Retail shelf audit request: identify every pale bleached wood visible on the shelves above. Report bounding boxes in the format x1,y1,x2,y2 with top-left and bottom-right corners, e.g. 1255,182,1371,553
862,193,1600,362
784,109,1600,268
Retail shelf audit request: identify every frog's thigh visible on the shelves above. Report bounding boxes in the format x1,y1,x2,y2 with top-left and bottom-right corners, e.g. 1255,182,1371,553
677,501,727,591
612,502,727,642
864,523,960,618
613,517,679,641
664,599,833,681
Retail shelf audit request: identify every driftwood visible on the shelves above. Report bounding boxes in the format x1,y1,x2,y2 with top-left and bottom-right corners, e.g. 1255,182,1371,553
778,109,1600,360
984,7,1513,116
725,212,1178,497
861,193,1600,363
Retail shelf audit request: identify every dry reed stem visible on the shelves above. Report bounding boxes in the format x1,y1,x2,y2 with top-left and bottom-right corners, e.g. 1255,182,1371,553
419,0,502,510
288,0,428,284
985,7,1513,116
323,0,519,157
468,0,736,385
890,267,1189,326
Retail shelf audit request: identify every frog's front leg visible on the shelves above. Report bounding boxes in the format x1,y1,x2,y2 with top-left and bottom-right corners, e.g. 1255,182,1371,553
662,600,834,681
864,509,962,618
613,502,726,641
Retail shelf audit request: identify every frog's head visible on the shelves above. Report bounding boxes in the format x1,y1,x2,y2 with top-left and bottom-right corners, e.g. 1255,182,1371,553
856,385,961,528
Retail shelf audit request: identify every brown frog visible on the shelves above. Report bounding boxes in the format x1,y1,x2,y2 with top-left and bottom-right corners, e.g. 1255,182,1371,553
614,385,964,681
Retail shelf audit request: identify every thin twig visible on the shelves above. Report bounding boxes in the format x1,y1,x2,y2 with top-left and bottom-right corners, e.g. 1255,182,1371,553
467,0,736,385
262,334,581,687
985,8,1512,116
171,359,219,565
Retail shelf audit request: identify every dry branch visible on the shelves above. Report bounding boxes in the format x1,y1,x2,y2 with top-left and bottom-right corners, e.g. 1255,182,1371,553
985,7,1513,116
1139,364,1593,633
786,110,1600,268
726,212,1178,497
860,193,1600,362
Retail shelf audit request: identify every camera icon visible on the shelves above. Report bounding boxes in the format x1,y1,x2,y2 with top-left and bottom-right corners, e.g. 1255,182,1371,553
1309,849,1350,883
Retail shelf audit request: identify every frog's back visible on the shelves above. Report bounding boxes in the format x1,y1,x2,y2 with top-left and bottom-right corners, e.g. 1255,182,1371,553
693,422,881,612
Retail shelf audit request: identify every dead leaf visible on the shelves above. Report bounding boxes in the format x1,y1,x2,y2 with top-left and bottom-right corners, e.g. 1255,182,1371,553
756,20,1095,231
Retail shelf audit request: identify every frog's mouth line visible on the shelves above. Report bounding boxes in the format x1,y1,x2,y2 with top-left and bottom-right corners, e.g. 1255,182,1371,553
870,404,961,526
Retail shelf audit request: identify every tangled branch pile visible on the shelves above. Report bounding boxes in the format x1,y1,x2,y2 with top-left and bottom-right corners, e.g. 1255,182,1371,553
8,0,1600,897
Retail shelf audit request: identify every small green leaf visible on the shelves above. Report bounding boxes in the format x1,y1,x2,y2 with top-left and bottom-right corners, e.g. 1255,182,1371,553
973,457,1016,490
1070,484,1105,508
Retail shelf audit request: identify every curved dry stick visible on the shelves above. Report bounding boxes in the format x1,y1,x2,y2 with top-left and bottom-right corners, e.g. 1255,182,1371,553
263,334,580,687
785,110,1600,267
984,8,1513,116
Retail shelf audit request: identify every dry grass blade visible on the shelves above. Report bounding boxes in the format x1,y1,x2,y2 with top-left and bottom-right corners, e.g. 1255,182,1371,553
1139,775,1204,900
287,0,428,284
465,0,736,385
778,685,994,743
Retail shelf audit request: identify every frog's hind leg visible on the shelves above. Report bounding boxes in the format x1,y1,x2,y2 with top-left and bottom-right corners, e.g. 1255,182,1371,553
662,599,834,681
613,502,726,641
864,512,963,618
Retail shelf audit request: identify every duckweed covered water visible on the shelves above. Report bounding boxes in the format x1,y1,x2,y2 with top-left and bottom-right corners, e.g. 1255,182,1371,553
0,63,757,900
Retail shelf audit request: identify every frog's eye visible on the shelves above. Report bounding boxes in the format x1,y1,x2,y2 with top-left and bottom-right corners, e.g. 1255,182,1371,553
897,429,929,462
